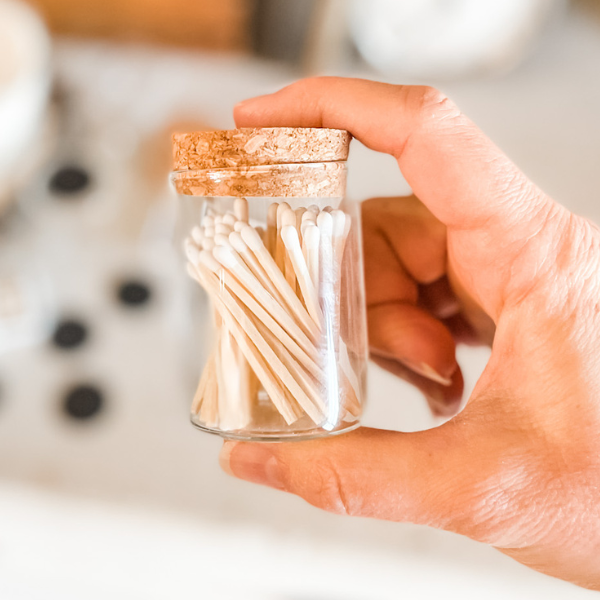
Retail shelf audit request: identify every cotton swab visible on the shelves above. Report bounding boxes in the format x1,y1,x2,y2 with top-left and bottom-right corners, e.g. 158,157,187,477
240,224,321,339
281,225,322,326
229,231,286,306
223,212,237,227
303,224,320,289
234,197,249,222
199,264,314,423
215,223,233,236
187,201,360,433
198,250,318,370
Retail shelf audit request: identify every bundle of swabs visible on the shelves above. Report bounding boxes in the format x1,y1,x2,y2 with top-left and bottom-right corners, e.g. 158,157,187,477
184,197,361,432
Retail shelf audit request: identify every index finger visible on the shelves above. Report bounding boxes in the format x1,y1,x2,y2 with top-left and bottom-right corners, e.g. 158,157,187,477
234,77,542,232
234,77,558,319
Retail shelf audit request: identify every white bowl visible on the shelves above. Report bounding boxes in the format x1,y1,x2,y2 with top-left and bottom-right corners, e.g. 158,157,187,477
0,0,51,211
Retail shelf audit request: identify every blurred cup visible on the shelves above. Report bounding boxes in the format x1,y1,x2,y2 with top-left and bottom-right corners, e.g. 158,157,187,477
350,0,566,80
0,0,51,214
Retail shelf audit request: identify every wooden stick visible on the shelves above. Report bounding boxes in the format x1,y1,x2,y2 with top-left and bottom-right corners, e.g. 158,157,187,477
266,202,278,256
198,355,219,427
204,248,317,356
281,208,297,290
275,202,290,271
234,197,249,222
258,321,327,417
191,352,213,414
218,326,251,431
198,250,319,375
229,231,287,307
199,265,305,424
281,225,322,326
240,225,321,339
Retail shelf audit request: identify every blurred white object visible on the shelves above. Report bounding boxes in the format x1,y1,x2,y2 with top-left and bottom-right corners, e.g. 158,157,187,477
0,0,51,211
350,0,565,79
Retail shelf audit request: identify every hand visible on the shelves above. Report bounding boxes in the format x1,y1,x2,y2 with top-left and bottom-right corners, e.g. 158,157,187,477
221,77,600,590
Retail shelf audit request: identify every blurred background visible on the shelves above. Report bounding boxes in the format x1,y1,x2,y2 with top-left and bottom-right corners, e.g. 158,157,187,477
0,0,599,598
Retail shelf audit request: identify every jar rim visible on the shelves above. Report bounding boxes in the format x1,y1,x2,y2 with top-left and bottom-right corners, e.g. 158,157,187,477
171,161,347,198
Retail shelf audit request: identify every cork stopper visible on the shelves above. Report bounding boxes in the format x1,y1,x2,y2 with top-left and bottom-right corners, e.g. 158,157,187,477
171,127,350,198
172,127,350,171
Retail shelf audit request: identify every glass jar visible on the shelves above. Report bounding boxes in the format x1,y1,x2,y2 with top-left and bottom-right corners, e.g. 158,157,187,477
171,127,367,441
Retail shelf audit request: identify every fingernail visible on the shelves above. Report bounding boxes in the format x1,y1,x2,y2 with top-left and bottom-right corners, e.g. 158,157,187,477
427,396,461,418
403,359,453,386
234,94,268,112
219,442,285,490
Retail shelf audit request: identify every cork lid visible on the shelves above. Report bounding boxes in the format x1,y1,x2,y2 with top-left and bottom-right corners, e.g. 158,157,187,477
172,127,351,171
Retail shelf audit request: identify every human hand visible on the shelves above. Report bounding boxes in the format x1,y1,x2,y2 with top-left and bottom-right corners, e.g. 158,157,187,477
220,77,600,590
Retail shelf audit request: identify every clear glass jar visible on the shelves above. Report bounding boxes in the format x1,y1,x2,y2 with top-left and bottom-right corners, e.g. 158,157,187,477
171,128,367,441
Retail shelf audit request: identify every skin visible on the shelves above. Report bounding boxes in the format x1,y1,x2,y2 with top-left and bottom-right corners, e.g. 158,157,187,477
219,77,600,590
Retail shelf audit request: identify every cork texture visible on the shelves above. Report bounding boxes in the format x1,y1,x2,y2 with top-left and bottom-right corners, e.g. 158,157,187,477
172,127,351,171
171,162,346,198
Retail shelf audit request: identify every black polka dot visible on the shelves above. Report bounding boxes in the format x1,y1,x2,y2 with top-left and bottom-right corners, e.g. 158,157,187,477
63,385,104,420
52,319,88,350
116,280,152,308
49,166,91,196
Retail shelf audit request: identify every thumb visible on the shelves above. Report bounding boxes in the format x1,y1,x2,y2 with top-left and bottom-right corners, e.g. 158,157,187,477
235,77,565,321
219,425,517,544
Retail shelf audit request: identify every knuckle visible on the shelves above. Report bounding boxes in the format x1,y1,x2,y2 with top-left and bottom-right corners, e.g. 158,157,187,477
301,459,358,516
406,86,461,128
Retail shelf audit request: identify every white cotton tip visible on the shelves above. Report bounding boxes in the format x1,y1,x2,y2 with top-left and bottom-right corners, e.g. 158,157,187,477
304,223,321,249
203,226,215,239
281,208,296,229
223,212,237,227
212,245,238,270
198,250,221,273
202,215,215,228
301,220,316,238
229,231,248,254
308,204,320,214
234,198,249,222
240,224,264,252
281,225,301,252
317,210,333,236
267,202,278,226
184,238,200,264
215,223,232,236
214,215,223,225
343,216,351,237
331,210,346,238
323,206,333,213
234,221,245,232
214,234,232,247
191,226,204,246
276,202,291,227
202,238,215,251
302,210,317,223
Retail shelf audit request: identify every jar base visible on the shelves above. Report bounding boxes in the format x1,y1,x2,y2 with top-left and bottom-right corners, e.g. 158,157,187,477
190,417,360,442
